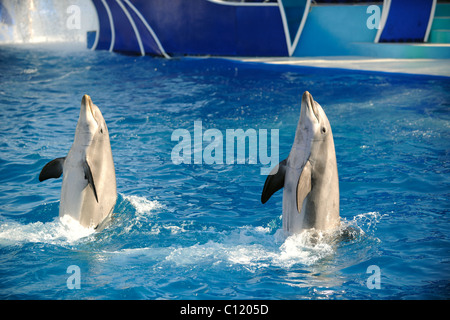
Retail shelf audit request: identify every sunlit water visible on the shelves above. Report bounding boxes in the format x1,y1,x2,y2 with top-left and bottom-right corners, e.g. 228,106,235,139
0,45,449,299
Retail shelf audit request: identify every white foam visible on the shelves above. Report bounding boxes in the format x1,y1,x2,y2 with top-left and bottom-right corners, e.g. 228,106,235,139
162,221,192,234
120,194,165,233
227,244,273,270
164,212,385,271
123,195,164,215
91,212,382,272
344,211,385,235
274,230,334,268
0,215,95,246
59,214,96,241
164,226,336,271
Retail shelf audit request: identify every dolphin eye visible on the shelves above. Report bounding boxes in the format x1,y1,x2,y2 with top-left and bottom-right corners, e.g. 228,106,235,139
100,128,103,134
321,127,327,134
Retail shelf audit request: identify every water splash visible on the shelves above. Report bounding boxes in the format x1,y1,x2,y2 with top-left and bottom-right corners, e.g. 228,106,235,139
162,212,383,272
123,194,164,215
0,214,95,246
0,0,97,44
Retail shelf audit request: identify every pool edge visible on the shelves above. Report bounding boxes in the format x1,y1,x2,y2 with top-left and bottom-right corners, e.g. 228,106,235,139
196,56,450,79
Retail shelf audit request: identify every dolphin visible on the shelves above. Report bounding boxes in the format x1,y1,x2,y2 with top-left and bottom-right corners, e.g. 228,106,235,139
261,91,339,234
39,95,117,229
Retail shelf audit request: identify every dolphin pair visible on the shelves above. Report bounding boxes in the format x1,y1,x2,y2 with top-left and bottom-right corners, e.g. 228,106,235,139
39,91,338,235
39,95,116,229
262,91,340,234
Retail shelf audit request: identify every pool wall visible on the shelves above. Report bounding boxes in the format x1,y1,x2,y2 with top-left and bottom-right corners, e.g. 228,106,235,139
87,0,450,59
0,0,449,59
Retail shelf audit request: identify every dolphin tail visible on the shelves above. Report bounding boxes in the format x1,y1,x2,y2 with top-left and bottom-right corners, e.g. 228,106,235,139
39,157,65,182
261,158,287,204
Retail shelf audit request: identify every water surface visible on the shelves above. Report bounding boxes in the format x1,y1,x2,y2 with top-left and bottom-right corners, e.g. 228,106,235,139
0,45,449,299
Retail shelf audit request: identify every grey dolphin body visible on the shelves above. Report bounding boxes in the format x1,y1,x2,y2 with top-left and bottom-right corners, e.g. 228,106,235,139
262,91,339,234
39,95,117,229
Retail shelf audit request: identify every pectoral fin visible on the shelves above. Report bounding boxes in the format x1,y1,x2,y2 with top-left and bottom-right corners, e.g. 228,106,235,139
39,157,65,182
261,159,287,204
83,159,98,203
296,161,312,213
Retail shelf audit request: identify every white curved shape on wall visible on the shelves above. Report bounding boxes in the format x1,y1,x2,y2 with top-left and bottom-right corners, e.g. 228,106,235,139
101,0,115,51
123,0,171,58
116,0,145,56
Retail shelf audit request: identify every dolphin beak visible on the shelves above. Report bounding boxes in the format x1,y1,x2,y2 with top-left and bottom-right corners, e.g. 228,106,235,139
81,94,94,117
302,91,320,122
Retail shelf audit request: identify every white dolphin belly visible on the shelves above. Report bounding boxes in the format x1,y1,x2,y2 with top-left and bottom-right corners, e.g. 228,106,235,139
282,166,304,233
60,162,86,221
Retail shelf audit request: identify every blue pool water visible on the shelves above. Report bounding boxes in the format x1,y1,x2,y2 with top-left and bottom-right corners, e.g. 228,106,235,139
0,45,449,300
